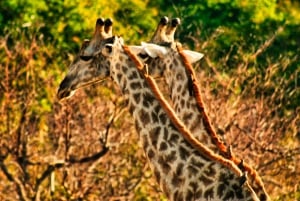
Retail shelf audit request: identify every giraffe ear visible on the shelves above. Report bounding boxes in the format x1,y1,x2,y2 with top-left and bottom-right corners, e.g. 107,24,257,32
128,45,145,55
141,42,168,58
181,50,204,64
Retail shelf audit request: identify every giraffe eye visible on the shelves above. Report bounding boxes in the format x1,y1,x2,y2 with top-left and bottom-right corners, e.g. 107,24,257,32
138,53,149,59
80,55,93,61
105,44,113,53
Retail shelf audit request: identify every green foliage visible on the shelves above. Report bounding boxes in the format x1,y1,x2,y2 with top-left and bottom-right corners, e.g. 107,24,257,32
0,0,157,55
114,0,158,42
152,0,300,113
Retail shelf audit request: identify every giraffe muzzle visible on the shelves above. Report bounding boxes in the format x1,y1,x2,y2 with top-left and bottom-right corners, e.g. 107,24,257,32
57,76,75,100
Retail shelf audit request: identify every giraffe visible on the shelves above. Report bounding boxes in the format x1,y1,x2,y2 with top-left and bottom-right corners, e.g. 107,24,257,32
57,18,259,201
134,17,270,200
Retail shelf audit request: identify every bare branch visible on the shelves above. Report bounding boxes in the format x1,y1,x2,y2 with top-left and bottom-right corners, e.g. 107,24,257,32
0,161,30,201
68,147,109,164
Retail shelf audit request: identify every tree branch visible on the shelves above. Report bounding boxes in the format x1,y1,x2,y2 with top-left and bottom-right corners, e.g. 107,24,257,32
0,161,30,201
68,147,109,164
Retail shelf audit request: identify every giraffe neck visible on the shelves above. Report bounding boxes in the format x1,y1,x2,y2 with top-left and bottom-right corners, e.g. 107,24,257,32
151,47,269,200
108,48,257,201
175,47,270,201
157,54,222,154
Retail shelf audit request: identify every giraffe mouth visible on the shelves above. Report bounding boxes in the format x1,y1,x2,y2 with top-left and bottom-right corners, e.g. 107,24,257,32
57,78,106,101
57,88,75,100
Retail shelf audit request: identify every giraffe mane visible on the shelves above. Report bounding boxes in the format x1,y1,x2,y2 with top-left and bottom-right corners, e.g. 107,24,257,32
176,44,270,201
122,45,260,200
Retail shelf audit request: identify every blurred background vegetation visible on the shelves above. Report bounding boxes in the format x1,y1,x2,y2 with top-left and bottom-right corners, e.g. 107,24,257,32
0,0,299,200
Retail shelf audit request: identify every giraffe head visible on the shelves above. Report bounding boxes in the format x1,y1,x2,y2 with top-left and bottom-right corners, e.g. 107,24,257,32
57,18,125,100
131,16,204,76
